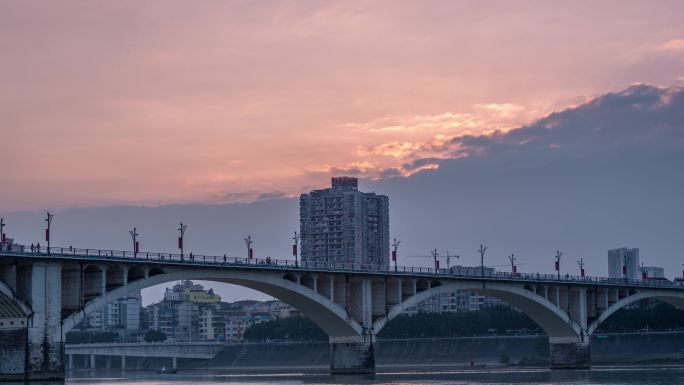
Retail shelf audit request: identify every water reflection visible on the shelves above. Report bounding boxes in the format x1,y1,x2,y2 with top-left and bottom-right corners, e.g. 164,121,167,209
10,366,684,385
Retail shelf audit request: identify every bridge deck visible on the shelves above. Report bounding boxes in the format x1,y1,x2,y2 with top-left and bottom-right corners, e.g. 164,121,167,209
1,245,681,290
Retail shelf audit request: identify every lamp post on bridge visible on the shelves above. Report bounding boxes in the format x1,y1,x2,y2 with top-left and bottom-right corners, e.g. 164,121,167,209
244,235,253,261
129,228,139,258
508,253,517,275
178,222,188,260
45,212,54,254
554,250,563,279
577,258,585,278
431,248,439,271
292,231,299,267
392,238,400,271
478,244,487,277
0,218,5,247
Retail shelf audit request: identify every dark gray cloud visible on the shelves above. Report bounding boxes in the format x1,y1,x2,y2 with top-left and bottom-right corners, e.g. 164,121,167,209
370,84,684,280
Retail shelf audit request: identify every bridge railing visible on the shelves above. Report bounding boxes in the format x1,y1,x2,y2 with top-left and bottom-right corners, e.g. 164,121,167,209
2,243,682,289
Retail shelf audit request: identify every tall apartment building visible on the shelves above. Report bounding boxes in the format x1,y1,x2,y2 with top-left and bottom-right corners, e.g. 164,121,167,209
300,177,390,268
608,247,641,280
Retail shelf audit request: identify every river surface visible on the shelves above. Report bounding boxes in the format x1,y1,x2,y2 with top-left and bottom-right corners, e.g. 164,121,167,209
20,366,684,385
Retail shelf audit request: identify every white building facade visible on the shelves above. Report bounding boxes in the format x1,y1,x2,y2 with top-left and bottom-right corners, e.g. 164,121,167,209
608,248,641,280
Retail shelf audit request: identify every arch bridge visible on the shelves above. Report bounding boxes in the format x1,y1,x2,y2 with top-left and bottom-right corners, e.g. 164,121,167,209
1,246,683,381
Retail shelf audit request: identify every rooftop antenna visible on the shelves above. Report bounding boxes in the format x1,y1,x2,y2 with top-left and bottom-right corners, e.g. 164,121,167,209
554,250,563,279
244,235,253,260
577,258,585,277
508,253,517,274
392,238,400,272
479,244,488,277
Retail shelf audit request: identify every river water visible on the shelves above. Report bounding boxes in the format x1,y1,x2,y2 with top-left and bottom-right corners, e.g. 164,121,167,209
22,366,684,385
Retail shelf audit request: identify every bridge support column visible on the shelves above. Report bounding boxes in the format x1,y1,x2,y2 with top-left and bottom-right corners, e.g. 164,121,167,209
549,338,590,369
329,337,375,374
90,354,96,370
172,357,177,370
121,355,126,371
22,262,65,381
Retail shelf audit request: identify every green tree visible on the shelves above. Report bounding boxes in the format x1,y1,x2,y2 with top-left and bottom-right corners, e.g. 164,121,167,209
144,329,167,342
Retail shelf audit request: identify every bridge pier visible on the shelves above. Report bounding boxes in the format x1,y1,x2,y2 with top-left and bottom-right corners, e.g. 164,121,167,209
549,339,590,369
329,338,375,374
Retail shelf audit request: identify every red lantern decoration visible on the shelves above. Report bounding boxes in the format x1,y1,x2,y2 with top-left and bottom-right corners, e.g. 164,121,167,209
554,261,559,271
292,244,297,256
622,265,627,275
581,268,585,277
513,265,517,274
436,260,440,269
248,248,253,259
45,228,50,242
135,241,140,253
178,237,183,249
391,250,397,261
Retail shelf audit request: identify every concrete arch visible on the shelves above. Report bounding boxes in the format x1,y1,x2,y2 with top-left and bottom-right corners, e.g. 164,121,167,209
60,269,363,341
0,279,30,316
373,281,581,339
588,290,684,335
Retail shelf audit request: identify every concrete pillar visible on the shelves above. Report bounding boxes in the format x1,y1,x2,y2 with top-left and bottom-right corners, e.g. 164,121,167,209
329,276,335,304
312,274,318,293
549,338,590,369
68,354,73,372
329,338,375,374
106,356,112,370
90,354,95,370
121,355,126,371
172,357,177,370
101,268,107,295
25,262,64,380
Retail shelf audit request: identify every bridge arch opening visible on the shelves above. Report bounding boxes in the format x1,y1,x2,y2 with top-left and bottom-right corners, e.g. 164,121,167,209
62,269,363,342
374,282,581,341
106,265,125,290
127,266,146,283
83,265,104,301
148,267,165,277
588,291,684,334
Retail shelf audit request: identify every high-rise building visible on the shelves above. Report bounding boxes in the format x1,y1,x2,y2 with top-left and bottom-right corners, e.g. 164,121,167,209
300,177,390,268
608,248,641,280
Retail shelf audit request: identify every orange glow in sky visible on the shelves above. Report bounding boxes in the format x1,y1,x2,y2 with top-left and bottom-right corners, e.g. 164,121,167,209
2,1,683,210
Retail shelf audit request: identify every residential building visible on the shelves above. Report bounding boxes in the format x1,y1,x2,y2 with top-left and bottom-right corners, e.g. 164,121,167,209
640,266,665,280
608,248,641,280
300,176,390,268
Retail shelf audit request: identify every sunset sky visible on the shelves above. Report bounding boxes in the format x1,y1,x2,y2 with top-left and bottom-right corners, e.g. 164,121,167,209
2,1,684,211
